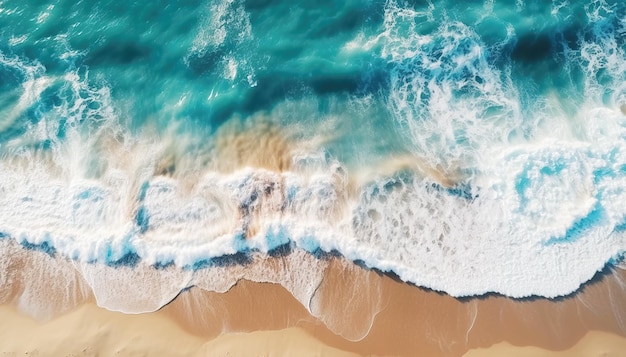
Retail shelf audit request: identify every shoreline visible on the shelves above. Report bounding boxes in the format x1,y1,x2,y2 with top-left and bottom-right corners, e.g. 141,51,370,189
1,241,626,356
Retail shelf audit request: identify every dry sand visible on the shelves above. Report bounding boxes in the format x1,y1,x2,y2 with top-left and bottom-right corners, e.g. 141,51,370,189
465,331,626,357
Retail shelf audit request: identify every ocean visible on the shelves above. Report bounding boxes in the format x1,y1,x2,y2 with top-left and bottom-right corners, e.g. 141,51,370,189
1,0,625,327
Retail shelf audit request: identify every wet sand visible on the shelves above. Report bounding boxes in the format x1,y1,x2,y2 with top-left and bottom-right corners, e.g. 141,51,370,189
0,303,358,356
2,300,626,356
161,260,626,356
1,238,626,356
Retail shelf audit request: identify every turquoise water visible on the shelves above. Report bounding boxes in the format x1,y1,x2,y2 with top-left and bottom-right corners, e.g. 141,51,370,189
1,0,626,305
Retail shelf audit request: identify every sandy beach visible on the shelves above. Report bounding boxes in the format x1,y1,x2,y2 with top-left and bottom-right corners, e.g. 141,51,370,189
2,0,626,355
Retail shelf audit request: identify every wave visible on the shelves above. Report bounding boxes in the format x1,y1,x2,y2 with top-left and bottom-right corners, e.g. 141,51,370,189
1,0,626,318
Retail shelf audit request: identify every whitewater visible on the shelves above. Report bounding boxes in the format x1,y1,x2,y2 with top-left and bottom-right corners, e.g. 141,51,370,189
1,0,626,321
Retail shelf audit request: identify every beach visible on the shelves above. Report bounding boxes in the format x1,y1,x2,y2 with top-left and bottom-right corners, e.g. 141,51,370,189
2,0,626,355
2,275,626,356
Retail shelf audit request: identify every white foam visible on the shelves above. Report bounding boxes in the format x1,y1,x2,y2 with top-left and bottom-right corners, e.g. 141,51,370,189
379,2,523,174
189,0,252,55
0,52,48,134
337,0,626,297
341,137,626,297
36,5,54,24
